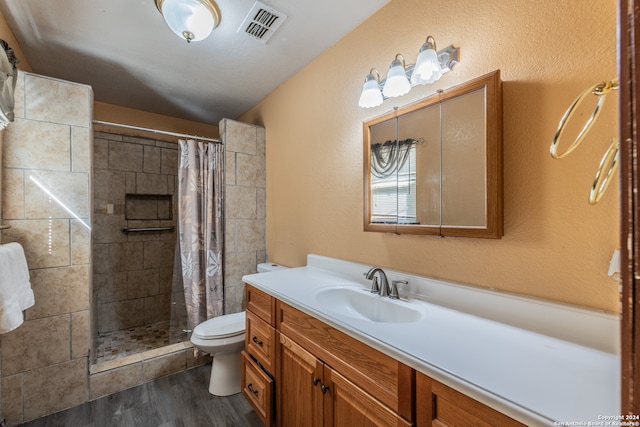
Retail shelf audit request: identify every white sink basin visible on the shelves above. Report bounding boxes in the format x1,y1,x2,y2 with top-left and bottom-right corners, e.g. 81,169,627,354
313,286,426,323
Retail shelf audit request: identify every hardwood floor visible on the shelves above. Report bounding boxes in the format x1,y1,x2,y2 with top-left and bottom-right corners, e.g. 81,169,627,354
17,365,263,427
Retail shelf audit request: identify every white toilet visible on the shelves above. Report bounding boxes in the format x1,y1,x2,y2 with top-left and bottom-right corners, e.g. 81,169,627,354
190,262,287,396
191,311,246,396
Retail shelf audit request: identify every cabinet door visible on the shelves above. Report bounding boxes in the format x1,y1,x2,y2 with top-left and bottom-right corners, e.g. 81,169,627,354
416,373,525,427
325,367,412,427
278,332,324,427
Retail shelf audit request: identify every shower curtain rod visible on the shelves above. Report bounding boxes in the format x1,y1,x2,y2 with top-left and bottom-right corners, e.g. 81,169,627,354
92,120,222,143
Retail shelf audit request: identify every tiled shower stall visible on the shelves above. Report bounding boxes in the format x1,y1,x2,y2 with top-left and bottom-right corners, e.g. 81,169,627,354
92,131,185,363
0,71,266,425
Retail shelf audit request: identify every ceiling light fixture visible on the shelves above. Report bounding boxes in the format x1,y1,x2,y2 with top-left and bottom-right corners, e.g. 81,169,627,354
155,0,221,43
358,36,460,108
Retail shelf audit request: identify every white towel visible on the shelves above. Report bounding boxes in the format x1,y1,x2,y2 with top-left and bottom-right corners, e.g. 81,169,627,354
0,242,34,334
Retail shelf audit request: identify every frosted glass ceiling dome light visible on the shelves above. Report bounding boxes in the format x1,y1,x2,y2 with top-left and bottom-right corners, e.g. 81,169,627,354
155,0,221,43
383,54,411,98
411,35,443,85
358,69,384,108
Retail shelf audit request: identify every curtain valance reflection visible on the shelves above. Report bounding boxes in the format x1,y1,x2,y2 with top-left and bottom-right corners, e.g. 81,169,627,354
370,138,422,179
0,39,19,129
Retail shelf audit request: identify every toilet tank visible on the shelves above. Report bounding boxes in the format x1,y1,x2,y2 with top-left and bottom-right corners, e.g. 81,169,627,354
257,262,288,273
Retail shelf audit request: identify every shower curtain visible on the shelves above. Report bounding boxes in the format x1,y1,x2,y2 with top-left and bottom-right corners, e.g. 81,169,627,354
177,139,224,330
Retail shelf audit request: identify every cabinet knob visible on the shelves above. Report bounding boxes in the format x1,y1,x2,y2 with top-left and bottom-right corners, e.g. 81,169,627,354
312,377,321,386
321,384,330,394
252,336,263,346
247,383,259,395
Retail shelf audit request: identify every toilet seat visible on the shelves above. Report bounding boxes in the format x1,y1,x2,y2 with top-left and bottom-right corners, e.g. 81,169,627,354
192,311,246,340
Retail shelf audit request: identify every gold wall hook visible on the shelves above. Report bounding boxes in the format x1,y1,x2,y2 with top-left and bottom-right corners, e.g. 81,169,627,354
592,79,619,96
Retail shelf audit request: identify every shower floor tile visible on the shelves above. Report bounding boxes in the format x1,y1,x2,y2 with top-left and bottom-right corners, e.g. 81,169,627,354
96,321,173,364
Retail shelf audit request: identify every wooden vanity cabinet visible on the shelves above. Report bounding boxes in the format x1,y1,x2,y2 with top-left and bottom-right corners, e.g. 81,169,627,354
243,284,525,427
415,372,525,427
243,285,276,426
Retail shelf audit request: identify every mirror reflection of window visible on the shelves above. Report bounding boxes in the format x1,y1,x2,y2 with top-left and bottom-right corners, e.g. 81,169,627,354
371,144,417,224
369,118,398,224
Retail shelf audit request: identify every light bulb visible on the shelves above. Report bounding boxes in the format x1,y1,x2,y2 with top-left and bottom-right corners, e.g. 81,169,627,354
382,55,410,98
358,71,383,108
411,37,443,85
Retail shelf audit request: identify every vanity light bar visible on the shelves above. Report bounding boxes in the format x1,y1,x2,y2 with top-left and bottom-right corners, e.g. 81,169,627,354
358,41,460,108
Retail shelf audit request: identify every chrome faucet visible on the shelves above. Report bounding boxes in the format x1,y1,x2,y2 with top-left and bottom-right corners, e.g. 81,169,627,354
365,267,390,297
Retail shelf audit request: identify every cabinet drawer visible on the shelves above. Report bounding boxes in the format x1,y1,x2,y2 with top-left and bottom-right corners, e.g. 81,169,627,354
246,284,275,325
241,351,274,426
246,309,276,375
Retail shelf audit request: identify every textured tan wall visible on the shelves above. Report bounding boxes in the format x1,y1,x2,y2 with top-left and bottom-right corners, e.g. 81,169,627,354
239,0,619,312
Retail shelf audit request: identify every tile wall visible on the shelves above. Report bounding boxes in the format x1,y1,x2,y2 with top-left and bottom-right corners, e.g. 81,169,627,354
0,72,92,424
92,131,179,335
220,119,267,313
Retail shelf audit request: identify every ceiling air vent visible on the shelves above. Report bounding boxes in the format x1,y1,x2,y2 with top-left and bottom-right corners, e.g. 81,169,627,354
238,1,287,43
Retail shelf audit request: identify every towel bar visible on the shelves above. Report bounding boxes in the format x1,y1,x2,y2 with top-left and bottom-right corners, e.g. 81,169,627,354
0,225,10,230
121,226,175,233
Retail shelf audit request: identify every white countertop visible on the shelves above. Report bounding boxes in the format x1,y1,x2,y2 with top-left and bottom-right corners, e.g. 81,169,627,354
243,255,620,426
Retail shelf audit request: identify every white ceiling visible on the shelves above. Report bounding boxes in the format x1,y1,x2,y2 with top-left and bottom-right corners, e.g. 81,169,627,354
0,0,390,125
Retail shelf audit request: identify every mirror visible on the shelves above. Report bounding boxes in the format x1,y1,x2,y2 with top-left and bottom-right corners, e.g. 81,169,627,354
363,70,503,238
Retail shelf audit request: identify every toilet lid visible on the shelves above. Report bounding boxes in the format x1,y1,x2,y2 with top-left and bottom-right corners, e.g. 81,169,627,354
192,311,246,339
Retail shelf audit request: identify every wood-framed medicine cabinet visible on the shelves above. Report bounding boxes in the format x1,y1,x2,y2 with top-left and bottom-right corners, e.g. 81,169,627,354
363,70,503,238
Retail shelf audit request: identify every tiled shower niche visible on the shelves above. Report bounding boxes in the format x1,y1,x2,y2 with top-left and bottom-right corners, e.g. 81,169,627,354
92,131,187,363
125,194,173,221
